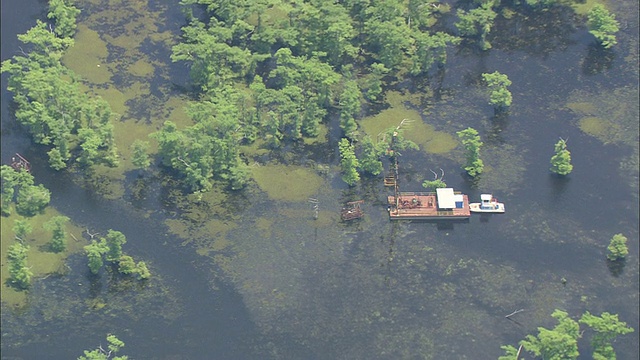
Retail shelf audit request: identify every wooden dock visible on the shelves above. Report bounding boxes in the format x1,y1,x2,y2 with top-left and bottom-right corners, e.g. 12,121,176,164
387,190,471,220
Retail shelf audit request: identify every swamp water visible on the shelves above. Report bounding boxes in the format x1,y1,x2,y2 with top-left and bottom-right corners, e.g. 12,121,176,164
1,0,638,359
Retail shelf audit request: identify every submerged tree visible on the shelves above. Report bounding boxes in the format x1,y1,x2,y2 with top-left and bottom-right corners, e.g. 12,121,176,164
12,219,33,242
78,334,128,360
579,311,634,360
520,309,581,360
587,4,620,49
85,240,105,275
457,127,484,177
130,140,150,169
44,215,70,253
606,233,629,261
358,136,383,176
482,71,512,112
455,2,497,50
550,138,573,175
7,242,32,289
339,138,360,186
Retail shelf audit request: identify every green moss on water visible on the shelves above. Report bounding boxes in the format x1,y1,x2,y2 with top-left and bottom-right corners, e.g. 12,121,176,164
568,87,639,146
128,59,155,77
251,165,324,202
62,25,111,84
359,93,457,154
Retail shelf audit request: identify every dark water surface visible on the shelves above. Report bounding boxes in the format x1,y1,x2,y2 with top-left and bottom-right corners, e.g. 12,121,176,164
2,1,638,359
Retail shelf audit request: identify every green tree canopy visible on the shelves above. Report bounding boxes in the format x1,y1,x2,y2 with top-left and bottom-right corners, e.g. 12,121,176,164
579,311,634,360
339,138,360,186
455,2,497,50
550,138,573,175
457,127,484,177
482,71,512,110
7,242,32,289
606,233,629,261
587,4,620,49
520,309,580,360
44,215,70,253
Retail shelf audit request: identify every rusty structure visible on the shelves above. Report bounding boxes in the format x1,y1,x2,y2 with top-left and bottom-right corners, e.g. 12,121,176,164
10,153,31,173
341,200,364,221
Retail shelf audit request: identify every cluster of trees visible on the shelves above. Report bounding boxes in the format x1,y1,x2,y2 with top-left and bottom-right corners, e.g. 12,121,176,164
339,125,419,187
500,309,633,360
84,230,150,280
1,165,51,217
1,0,119,171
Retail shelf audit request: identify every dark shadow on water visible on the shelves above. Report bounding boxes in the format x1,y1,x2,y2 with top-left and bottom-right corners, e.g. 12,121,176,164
582,44,615,76
486,111,510,146
606,258,626,277
548,172,571,203
491,4,579,57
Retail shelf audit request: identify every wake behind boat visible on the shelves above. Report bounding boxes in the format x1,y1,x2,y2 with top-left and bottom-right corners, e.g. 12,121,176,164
469,194,505,213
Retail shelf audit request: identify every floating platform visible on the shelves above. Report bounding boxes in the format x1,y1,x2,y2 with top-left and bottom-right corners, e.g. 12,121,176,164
388,189,471,220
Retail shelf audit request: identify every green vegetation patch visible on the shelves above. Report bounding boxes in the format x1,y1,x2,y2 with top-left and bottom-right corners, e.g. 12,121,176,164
128,58,155,77
62,25,111,84
567,87,639,146
1,208,86,307
251,165,323,202
359,105,456,155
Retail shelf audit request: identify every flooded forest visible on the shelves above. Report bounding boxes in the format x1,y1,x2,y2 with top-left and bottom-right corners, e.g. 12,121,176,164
1,0,638,359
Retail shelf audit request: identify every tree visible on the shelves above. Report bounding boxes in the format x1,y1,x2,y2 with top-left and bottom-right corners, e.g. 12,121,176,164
47,0,81,38
78,334,128,360
1,165,19,216
579,311,634,359
520,309,580,360
362,63,389,102
104,230,127,262
44,215,70,253
422,179,447,191
498,345,519,360
130,140,150,169
135,261,151,280
12,219,33,241
118,255,136,275
482,71,512,111
339,138,360,186
16,184,51,217
587,4,620,49
339,80,361,139
606,233,629,261
550,138,573,175
457,128,484,177
410,32,461,76
455,2,497,50
85,240,105,275
7,242,32,289
358,136,383,176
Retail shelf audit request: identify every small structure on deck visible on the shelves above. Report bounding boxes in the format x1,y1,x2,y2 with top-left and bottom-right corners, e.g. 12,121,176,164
341,200,364,221
10,153,31,173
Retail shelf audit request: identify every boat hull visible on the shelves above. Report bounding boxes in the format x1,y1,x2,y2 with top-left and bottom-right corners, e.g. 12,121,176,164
469,202,505,213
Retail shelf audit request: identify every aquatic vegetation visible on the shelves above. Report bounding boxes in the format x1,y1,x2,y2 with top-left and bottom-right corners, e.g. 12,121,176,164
251,164,324,202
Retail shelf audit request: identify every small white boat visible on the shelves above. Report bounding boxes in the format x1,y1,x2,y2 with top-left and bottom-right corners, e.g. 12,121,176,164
469,194,505,213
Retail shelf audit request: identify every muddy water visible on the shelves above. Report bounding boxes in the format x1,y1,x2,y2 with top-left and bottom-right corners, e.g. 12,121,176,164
2,1,638,359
